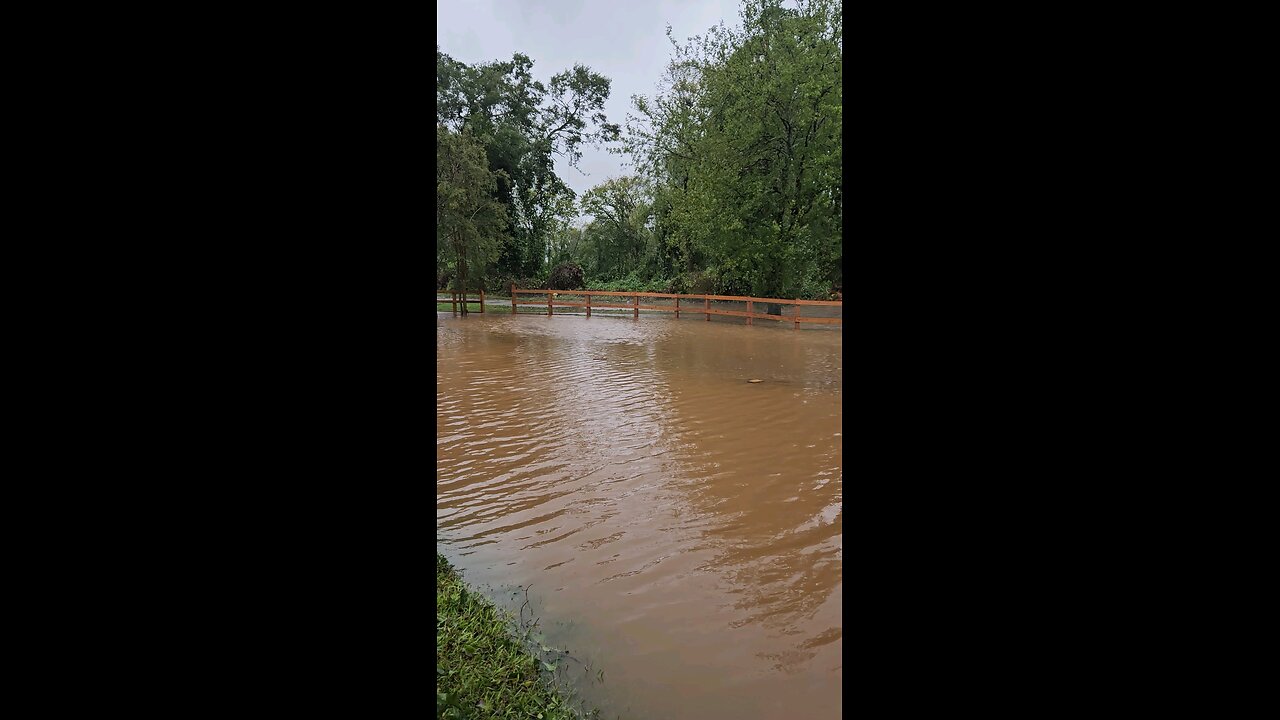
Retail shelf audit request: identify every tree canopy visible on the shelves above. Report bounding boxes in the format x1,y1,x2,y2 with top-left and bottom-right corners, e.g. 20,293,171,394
436,0,842,301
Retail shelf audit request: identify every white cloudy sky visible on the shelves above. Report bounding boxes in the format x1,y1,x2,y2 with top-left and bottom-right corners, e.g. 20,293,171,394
437,0,744,203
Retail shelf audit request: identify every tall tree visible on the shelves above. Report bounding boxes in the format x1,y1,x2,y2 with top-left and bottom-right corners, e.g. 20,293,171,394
619,0,842,302
580,176,653,279
437,126,508,314
436,48,619,281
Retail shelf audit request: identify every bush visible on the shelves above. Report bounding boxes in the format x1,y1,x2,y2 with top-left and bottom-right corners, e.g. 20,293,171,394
482,273,555,296
485,274,513,296
547,262,585,290
688,270,715,294
643,277,669,293
714,265,751,297
664,274,689,294
592,271,643,293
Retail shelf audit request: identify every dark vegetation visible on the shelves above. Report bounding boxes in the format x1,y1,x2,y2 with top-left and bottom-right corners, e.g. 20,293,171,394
547,262,585,291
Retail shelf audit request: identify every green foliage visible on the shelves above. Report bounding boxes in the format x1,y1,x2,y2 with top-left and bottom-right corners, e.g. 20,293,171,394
681,0,840,298
437,1,842,303
586,0,842,299
578,176,654,282
437,47,619,280
437,554,585,720
438,127,508,312
566,267,830,300
486,272,551,295
664,273,691,294
641,277,669,293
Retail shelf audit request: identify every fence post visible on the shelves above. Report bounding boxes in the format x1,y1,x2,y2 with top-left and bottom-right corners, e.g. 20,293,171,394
675,295,679,319
548,291,553,317
586,294,591,318
480,289,485,313
705,295,710,321
511,284,517,315
747,299,753,326
633,293,639,319
794,300,800,330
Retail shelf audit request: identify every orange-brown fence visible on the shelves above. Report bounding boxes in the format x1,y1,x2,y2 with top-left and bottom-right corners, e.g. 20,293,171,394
437,290,485,314
510,285,840,329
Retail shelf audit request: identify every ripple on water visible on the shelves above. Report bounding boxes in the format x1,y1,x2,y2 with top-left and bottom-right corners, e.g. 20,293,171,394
438,313,841,720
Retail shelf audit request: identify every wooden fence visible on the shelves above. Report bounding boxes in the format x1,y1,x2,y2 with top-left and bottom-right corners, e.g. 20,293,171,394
510,286,840,329
437,290,485,314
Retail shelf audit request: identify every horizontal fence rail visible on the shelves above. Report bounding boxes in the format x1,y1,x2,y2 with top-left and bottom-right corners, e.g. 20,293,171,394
436,290,485,314
510,285,840,329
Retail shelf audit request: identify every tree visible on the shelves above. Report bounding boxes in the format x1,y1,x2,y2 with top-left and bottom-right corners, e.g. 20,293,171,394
436,48,619,282
579,176,653,279
547,225,586,267
618,0,842,302
541,65,622,168
437,126,508,315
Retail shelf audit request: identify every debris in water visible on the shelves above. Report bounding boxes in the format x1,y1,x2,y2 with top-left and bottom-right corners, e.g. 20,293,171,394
748,379,763,383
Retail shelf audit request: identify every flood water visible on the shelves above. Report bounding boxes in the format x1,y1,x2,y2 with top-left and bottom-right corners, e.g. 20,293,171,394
437,311,841,720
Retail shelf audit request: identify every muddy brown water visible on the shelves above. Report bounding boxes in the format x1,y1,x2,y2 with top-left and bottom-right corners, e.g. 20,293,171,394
437,311,841,720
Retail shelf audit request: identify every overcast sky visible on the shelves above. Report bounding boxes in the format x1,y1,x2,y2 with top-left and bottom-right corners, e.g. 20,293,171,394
437,0,743,207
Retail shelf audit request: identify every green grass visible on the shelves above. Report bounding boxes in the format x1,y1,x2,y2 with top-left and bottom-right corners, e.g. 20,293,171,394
437,554,587,719
436,302,511,313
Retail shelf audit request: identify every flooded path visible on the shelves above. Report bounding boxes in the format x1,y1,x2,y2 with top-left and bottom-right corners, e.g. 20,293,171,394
437,312,841,720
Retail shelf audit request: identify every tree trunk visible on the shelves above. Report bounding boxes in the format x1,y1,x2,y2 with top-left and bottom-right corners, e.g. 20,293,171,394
459,256,468,316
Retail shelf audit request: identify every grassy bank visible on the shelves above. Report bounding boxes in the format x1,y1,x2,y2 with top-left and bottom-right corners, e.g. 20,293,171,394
437,554,583,719
435,303,511,313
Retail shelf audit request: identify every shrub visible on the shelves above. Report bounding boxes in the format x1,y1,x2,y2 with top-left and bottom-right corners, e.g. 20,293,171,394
486,274,515,296
547,262,584,290
643,277,669,293
688,270,715,294
714,265,751,297
664,274,690,294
